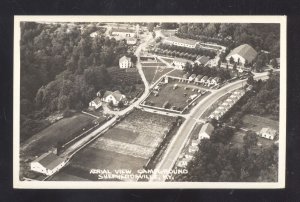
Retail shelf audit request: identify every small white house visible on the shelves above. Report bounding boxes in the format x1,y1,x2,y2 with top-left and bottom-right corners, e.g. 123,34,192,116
200,76,209,84
198,122,214,140
126,37,137,45
188,145,199,154
205,77,214,86
195,75,203,82
119,56,132,69
30,152,67,176
102,90,127,106
173,58,192,70
89,97,102,110
259,127,277,140
211,77,221,85
189,74,196,81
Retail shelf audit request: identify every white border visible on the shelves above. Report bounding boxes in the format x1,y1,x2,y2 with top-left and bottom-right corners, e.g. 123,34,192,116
13,15,286,189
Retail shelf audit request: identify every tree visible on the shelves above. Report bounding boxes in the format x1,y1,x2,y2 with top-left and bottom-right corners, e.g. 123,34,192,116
152,31,156,39
147,23,155,32
247,75,255,86
243,131,258,148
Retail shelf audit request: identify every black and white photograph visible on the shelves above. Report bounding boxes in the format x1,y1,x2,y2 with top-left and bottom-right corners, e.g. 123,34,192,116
13,16,286,189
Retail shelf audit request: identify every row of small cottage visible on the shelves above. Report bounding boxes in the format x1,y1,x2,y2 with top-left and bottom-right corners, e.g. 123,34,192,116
209,90,245,120
180,73,221,86
177,122,215,168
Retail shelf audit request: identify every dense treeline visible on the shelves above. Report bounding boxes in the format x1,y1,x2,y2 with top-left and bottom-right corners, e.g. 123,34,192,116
176,126,278,182
20,22,129,141
176,23,280,58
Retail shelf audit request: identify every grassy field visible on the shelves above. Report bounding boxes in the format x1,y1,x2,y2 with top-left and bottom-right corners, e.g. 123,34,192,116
142,67,173,84
21,113,95,158
145,82,204,109
158,56,174,64
242,115,279,132
167,69,185,78
231,130,276,149
58,110,176,181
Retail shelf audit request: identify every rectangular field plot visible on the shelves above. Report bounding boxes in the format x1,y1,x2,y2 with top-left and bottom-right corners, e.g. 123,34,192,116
242,115,279,132
62,110,176,181
68,147,147,181
21,113,95,158
102,127,139,143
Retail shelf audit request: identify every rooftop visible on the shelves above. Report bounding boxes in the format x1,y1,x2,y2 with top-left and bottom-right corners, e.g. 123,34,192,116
111,28,135,33
226,44,258,63
195,56,210,65
103,90,125,101
164,36,199,46
199,123,214,136
33,152,66,170
260,127,277,137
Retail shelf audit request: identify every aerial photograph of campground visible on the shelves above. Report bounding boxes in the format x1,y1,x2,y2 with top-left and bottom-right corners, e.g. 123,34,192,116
18,19,282,184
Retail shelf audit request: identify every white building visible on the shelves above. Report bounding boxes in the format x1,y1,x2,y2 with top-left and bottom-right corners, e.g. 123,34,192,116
30,152,67,176
194,56,210,66
126,37,137,45
189,74,196,81
200,76,209,84
172,58,192,70
259,127,277,140
89,97,102,110
195,75,203,82
119,56,132,69
163,36,199,48
111,28,136,38
102,90,127,106
198,122,214,140
211,77,221,86
226,44,257,65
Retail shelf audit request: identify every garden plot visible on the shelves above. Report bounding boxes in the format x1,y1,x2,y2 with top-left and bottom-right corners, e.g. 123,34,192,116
62,110,176,181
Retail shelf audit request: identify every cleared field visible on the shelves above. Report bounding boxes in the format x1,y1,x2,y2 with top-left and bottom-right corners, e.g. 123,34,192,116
21,113,95,158
60,110,176,181
242,115,279,132
142,67,173,84
231,130,276,149
102,127,139,143
167,69,185,78
145,82,204,109
69,147,147,181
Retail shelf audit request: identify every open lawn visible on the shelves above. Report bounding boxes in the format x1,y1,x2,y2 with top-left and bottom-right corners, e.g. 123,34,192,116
242,114,279,132
158,56,174,64
67,147,147,181
21,113,95,158
142,67,173,84
231,130,276,149
167,69,185,78
145,82,205,109
60,110,176,181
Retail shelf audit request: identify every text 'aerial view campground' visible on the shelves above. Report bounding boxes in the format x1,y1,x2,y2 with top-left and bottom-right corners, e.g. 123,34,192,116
14,16,286,188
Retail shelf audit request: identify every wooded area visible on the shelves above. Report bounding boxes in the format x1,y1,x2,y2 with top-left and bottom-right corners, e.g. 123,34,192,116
176,23,280,58
20,22,130,141
176,126,278,182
